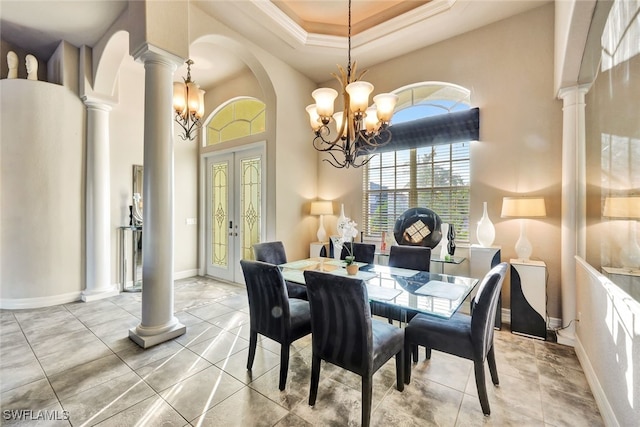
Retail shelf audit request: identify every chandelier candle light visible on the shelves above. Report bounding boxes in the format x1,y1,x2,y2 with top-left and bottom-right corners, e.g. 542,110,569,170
173,59,205,141
305,0,398,168
501,196,547,262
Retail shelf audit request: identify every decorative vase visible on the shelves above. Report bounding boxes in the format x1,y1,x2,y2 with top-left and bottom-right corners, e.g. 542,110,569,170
440,223,449,259
476,202,496,247
447,224,456,256
346,264,359,275
337,204,347,233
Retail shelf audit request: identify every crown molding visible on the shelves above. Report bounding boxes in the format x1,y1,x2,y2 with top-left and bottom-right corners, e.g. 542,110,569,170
250,0,456,51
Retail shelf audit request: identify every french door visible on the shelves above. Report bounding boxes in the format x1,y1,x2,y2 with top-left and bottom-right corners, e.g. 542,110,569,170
205,145,264,283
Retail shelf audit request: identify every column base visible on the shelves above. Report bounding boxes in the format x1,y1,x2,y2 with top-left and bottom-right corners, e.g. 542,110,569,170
81,286,119,302
129,322,186,349
556,327,576,347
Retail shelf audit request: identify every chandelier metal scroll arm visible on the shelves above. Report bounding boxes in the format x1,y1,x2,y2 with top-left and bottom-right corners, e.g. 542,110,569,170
175,111,201,141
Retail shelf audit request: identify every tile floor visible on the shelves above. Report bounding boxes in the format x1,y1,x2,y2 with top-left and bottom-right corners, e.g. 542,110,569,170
1,276,603,426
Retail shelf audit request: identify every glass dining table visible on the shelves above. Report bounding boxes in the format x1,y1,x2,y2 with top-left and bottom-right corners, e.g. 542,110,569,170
279,257,478,319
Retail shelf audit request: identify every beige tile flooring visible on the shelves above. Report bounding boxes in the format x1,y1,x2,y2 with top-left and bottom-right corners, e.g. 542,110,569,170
1,276,603,426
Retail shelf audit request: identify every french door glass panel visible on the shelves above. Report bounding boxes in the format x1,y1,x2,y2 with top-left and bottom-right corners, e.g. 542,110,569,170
206,147,263,282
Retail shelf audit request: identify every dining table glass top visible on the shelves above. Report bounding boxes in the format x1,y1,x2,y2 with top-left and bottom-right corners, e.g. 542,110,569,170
279,257,478,319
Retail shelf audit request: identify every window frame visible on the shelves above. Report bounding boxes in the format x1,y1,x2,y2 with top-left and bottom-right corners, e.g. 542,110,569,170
362,82,472,243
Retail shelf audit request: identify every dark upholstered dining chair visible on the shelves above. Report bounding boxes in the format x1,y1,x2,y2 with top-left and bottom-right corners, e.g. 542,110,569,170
387,245,432,358
303,270,404,427
404,262,508,416
240,260,312,391
252,241,308,300
388,245,431,271
339,242,376,264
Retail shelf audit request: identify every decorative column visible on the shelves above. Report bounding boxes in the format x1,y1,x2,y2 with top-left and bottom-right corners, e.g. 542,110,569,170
82,99,119,302
129,47,186,348
556,85,589,347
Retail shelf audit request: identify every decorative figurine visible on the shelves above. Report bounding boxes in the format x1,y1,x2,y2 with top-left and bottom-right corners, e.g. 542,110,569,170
6,51,18,79
447,223,456,256
25,54,38,80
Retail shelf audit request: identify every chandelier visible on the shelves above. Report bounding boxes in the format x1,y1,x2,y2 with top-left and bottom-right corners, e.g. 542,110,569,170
305,0,398,168
173,59,205,141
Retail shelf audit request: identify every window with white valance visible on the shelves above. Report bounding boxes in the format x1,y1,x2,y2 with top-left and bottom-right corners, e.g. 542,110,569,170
362,82,478,242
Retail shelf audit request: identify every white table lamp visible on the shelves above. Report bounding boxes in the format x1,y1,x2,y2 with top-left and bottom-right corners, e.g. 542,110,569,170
603,196,640,268
501,197,546,262
310,201,333,242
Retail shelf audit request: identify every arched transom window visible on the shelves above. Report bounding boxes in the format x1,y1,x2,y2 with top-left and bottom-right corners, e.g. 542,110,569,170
206,97,266,146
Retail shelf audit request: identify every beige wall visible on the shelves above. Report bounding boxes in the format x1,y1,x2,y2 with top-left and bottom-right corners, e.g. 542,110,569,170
191,7,319,264
318,3,563,316
0,2,564,313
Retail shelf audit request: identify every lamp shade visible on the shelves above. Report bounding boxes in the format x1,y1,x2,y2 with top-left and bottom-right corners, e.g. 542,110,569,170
346,81,374,113
501,197,546,218
603,196,640,219
373,93,399,123
306,104,322,131
312,88,338,118
310,201,333,216
173,82,187,114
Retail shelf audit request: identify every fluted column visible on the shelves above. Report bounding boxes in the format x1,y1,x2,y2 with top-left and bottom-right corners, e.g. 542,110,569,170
129,47,186,348
556,85,589,347
82,100,119,302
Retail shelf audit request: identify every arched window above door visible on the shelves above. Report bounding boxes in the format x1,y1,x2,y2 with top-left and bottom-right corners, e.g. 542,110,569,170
206,97,266,146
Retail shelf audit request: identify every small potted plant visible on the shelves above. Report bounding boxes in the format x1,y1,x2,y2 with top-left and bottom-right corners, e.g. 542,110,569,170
338,218,359,275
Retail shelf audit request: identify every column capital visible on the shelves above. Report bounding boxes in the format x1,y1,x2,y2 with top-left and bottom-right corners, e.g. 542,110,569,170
82,96,113,112
557,84,590,105
131,42,183,71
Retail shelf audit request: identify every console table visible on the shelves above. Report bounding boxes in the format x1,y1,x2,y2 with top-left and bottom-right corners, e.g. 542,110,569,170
119,226,142,292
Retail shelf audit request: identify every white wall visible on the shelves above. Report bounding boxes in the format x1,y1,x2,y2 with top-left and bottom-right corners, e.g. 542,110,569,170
575,258,640,426
0,80,85,306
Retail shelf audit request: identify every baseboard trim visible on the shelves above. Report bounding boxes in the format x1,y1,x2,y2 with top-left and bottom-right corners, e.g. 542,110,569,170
175,269,199,280
0,291,82,310
574,335,619,427
82,286,120,302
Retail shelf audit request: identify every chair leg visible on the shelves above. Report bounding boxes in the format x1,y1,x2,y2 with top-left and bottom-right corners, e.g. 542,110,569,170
309,354,321,406
473,360,491,416
362,376,373,427
404,341,412,384
247,330,258,371
278,343,290,391
395,350,404,391
487,345,499,385
425,347,431,359
411,345,418,363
